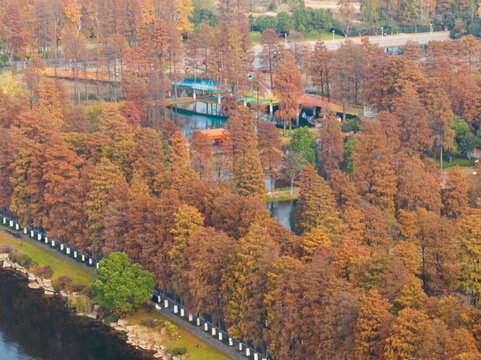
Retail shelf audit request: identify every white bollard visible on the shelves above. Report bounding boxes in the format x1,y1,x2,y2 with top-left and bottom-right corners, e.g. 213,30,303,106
254,353,259,360
23,228,27,234
3,217,6,224
196,318,201,326
60,244,64,251
229,337,233,346
82,255,85,262
15,223,19,230
30,230,34,238
188,314,193,322
239,343,243,352
174,305,178,314
211,327,216,336
96,263,99,269
9,220,13,227
51,240,55,247
180,308,185,317
204,323,208,332
66,247,70,255
157,295,161,303
74,251,77,258
45,237,48,244
89,258,93,265
218,332,223,341
37,233,41,241
246,348,251,357
164,299,168,308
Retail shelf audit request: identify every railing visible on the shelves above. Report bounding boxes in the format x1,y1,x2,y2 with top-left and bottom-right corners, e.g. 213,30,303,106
153,290,268,360
0,211,100,269
0,209,269,360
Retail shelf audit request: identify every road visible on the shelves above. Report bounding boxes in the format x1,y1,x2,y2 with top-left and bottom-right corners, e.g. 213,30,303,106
253,31,451,54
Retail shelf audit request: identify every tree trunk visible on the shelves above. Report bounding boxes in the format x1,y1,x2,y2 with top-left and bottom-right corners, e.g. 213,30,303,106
85,63,88,105
440,143,443,171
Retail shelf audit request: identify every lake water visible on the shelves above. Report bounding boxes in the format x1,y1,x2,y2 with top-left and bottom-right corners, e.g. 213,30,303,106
0,269,152,360
170,101,314,138
170,109,226,138
268,200,298,232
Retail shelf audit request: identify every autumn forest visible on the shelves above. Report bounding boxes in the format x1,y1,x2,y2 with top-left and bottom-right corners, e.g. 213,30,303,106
2,0,481,359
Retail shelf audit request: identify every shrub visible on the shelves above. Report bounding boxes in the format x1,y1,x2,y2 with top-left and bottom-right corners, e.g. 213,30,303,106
171,347,187,355
53,276,72,292
71,283,86,293
140,319,163,332
32,265,53,278
163,321,180,340
68,294,94,314
104,313,118,324
10,253,34,267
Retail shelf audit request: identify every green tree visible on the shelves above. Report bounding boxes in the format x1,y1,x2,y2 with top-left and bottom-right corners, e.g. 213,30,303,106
453,116,477,156
290,126,317,167
91,252,155,314
276,12,294,34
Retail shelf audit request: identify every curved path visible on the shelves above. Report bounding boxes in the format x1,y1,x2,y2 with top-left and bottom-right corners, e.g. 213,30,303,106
0,226,247,360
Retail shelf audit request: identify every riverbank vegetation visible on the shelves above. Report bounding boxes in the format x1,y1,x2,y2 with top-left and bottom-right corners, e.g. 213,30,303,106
0,232,95,286
0,232,232,360
3,0,481,359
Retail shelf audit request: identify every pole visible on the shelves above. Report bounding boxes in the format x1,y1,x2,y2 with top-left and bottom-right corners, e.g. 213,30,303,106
332,30,335,40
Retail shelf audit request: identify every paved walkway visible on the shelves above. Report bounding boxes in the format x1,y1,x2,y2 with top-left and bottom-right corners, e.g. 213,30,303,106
253,30,451,53
156,306,246,360
0,226,95,274
1,225,247,360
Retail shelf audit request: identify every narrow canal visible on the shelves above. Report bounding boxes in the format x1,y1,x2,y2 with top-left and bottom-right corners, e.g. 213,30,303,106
0,269,152,360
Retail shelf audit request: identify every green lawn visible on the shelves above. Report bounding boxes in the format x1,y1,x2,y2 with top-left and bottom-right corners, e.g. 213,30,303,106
0,231,96,285
0,230,232,359
251,30,343,44
126,307,232,360
435,156,476,169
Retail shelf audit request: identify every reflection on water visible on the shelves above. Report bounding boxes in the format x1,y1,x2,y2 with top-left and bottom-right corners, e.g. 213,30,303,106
268,200,298,233
0,269,151,360
174,101,225,117
169,101,315,138
170,111,226,138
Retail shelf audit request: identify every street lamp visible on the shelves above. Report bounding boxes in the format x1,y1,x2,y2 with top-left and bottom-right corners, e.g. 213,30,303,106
381,27,383,38
430,23,433,34
332,29,335,40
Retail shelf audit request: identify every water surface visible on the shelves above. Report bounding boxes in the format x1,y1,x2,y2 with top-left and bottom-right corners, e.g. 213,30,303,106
0,269,152,360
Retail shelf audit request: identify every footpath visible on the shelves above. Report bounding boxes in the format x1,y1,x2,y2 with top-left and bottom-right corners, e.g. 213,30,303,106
0,226,250,360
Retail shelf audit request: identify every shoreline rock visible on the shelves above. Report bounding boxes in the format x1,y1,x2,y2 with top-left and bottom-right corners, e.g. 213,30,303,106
1,253,169,359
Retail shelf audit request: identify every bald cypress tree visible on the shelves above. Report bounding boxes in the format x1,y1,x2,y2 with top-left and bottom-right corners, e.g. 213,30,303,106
232,150,266,197
84,158,126,257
